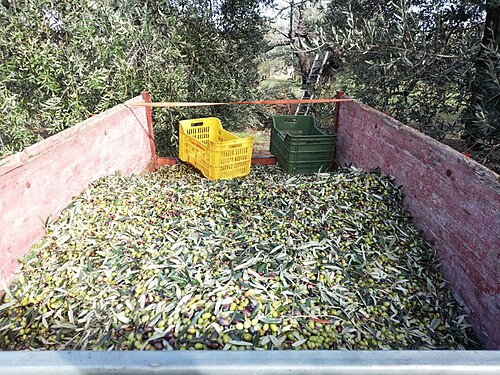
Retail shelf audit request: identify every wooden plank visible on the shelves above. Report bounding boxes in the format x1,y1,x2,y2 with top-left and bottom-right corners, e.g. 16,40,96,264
339,103,499,210
338,128,498,269
336,104,499,242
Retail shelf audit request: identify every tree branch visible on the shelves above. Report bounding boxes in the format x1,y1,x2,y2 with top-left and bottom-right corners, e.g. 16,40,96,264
265,39,293,52
291,42,327,54
269,26,290,39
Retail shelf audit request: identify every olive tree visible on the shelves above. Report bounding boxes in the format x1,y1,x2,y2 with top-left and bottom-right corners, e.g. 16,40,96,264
320,0,498,170
0,0,269,157
462,2,499,153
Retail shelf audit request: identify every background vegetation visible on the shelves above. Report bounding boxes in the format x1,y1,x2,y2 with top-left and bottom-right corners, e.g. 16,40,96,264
263,0,499,171
0,0,269,157
1,0,498,171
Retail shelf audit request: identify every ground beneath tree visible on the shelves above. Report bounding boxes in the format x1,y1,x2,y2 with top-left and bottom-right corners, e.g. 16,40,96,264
237,129,272,157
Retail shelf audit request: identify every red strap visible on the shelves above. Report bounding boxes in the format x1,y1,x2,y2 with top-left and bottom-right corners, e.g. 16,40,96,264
129,98,353,108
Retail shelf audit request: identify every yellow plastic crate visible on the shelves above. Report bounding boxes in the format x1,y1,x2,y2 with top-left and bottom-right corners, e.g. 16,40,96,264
179,117,253,180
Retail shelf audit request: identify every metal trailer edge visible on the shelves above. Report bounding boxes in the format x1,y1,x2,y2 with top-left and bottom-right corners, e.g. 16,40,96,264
0,350,499,374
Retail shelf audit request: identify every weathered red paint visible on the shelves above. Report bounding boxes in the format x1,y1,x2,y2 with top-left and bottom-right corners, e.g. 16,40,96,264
0,96,154,286
332,90,345,169
336,100,500,349
156,157,178,166
334,90,344,133
141,91,156,159
251,156,277,165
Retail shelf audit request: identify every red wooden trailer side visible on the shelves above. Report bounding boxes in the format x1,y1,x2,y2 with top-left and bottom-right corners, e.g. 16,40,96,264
335,98,499,348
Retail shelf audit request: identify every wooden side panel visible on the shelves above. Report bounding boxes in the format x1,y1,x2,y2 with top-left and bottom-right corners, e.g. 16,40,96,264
0,96,154,285
335,100,500,349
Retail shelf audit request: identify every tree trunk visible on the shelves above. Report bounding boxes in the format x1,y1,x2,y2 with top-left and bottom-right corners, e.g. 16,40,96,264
295,50,310,84
265,1,314,84
463,5,500,148
289,0,311,85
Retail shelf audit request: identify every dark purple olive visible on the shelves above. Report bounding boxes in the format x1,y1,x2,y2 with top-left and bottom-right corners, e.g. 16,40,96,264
206,340,220,349
217,317,229,326
153,341,164,350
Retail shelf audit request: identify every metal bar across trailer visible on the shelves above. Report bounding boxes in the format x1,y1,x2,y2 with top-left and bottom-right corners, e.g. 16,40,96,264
1,351,499,374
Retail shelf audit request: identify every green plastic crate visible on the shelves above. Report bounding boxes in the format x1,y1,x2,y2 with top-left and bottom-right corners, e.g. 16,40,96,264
270,115,336,175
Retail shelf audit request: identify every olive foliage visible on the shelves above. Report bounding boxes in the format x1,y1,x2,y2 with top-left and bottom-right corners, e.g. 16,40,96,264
320,0,498,169
0,0,269,157
323,0,484,137
264,1,497,142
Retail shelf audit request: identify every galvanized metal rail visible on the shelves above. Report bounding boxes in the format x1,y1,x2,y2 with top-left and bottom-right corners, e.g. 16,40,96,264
1,351,499,374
